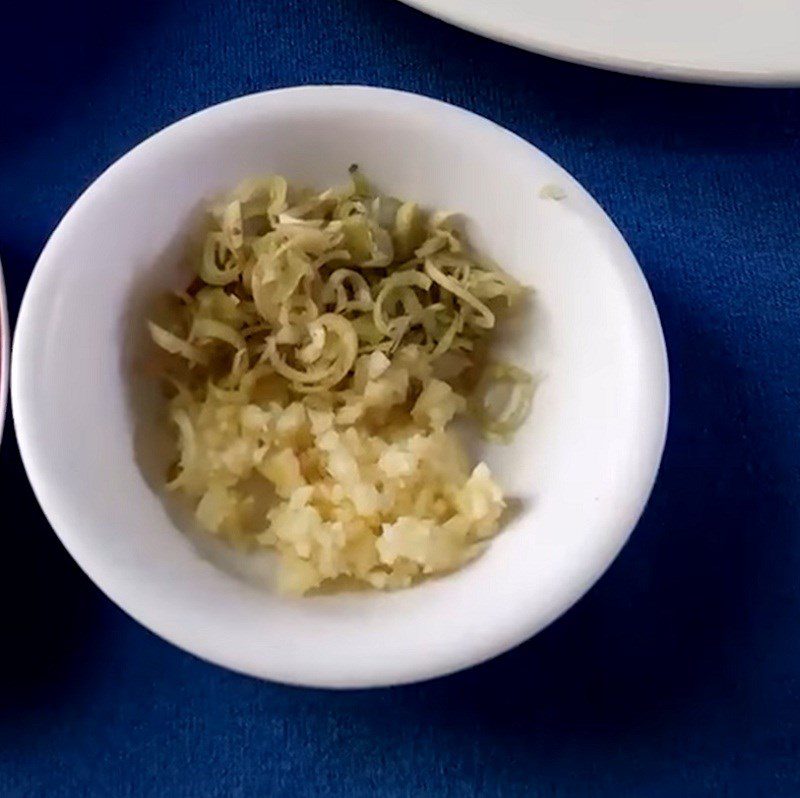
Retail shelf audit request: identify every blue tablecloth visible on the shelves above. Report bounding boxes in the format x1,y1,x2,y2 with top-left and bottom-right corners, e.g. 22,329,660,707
2,1,799,795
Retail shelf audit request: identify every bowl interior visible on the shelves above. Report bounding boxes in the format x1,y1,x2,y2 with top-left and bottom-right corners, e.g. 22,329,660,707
12,87,667,687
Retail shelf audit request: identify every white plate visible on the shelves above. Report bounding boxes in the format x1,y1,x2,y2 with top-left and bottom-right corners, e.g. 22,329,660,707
400,0,800,85
12,87,668,688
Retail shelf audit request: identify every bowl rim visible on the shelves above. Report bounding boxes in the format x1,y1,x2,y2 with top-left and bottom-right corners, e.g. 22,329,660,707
11,85,670,688
398,0,800,87
0,259,8,444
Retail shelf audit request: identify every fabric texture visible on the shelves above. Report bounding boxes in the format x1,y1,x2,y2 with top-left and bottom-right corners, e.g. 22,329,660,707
1,1,799,795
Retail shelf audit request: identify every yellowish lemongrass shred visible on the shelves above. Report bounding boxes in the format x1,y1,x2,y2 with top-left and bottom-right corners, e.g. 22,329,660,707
148,170,532,594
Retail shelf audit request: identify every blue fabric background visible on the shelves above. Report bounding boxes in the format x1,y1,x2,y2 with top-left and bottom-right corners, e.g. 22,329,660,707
2,1,799,795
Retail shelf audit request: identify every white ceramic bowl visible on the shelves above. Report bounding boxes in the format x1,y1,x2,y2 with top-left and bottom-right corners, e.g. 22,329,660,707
0,260,8,442
12,87,668,688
